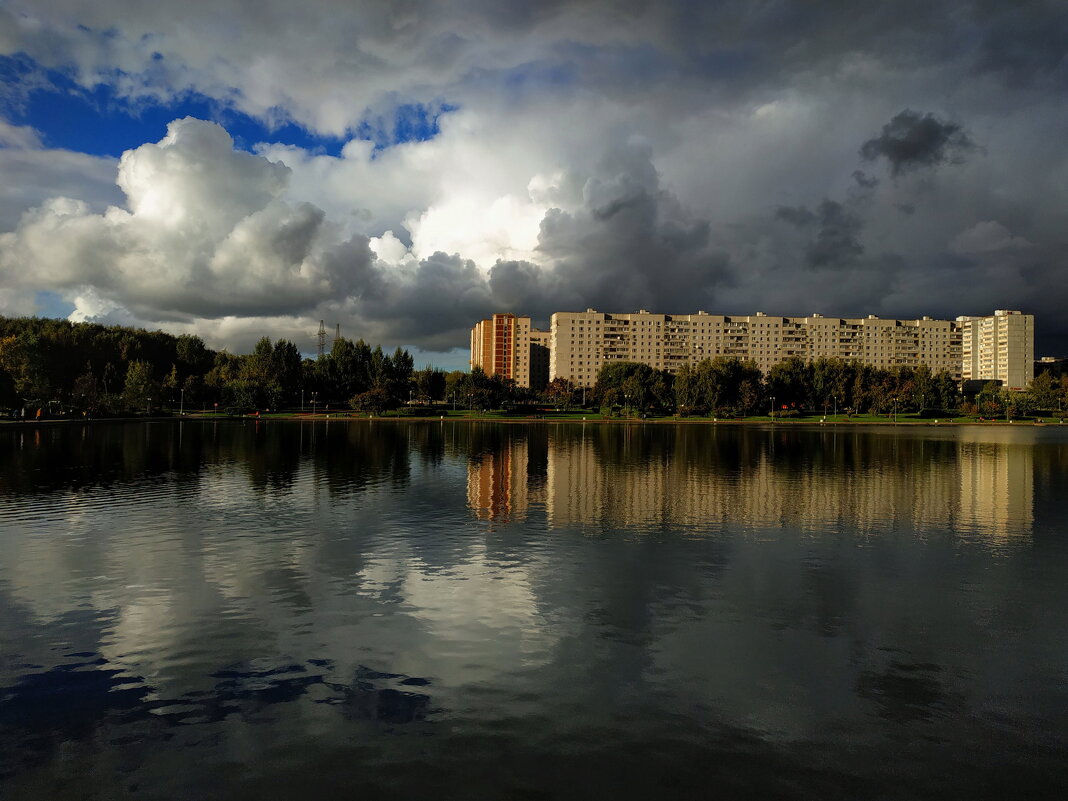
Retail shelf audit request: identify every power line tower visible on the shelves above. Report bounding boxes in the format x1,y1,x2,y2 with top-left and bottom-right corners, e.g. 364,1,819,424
317,320,326,358
334,324,341,345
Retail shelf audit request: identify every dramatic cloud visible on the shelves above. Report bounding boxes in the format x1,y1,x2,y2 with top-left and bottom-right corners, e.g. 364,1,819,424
0,123,121,232
1,0,1067,357
860,110,976,176
0,119,370,321
778,200,865,270
950,221,1034,255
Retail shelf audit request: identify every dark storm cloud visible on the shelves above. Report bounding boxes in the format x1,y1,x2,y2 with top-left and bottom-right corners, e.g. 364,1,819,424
805,200,865,269
777,200,865,270
860,110,976,176
464,142,734,325
775,205,816,227
530,141,732,314
852,170,879,189
351,252,495,350
973,1,1068,87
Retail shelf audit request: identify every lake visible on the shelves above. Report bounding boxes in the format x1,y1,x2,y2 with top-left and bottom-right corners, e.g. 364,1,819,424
1,420,1066,799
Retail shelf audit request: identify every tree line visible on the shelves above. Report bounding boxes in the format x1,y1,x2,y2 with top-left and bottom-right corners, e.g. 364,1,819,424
0,316,443,415
2,317,1064,418
546,357,1067,418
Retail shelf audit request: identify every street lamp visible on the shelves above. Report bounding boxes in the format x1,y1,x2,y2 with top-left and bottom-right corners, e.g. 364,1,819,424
833,395,837,419
180,388,185,416
301,389,305,413
770,395,776,420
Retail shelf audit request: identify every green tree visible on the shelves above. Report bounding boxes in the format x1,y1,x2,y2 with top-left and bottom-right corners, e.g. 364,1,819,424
444,370,467,406
328,337,373,402
384,346,415,403
765,357,812,411
162,364,181,406
676,357,761,416
454,367,512,412
236,338,283,408
350,387,392,413
543,377,577,410
72,363,100,411
176,334,211,374
592,361,673,413
933,370,960,412
1028,372,1059,412
413,366,446,402
912,365,936,411
0,333,50,401
123,360,159,413
975,382,1004,417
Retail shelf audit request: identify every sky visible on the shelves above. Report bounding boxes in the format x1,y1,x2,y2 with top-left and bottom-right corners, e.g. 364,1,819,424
1,0,1066,367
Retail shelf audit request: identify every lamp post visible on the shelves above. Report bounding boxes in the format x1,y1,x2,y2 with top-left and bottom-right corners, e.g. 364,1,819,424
770,395,775,420
833,395,837,420
301,389,304,413
180,388,185,417
146,397,151,417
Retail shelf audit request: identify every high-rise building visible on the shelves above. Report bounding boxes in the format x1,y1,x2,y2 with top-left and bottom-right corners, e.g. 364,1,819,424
548,309,964,387
469,313,550,389
473,308,1035,390
957,310,1035,391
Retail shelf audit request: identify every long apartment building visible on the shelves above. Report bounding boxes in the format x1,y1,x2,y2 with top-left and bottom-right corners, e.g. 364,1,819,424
958,309,1034,390
470,313,550,389
471,308,1034,390
549,309,965,387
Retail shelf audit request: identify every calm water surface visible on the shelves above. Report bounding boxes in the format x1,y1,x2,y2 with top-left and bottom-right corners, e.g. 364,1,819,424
1,421,1066,799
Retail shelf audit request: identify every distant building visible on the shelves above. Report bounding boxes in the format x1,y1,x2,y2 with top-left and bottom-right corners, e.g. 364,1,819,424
469,313,550,389
548,309,964,388
958,310,1035,391
472,308,1036,391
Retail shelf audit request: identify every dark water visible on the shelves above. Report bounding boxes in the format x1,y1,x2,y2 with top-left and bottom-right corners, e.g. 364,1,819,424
1,420,1066,800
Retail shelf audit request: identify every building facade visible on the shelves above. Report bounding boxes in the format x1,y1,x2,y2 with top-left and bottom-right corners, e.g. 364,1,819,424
548,309,965,387
469,313,550,389
958,310,1035,391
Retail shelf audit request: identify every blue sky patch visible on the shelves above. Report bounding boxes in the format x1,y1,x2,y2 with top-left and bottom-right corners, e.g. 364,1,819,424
2,54,456,159
34,291,75,319
0,54,345,157
353,102,459,151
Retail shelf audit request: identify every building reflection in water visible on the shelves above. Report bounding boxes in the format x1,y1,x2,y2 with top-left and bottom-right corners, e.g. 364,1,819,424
466,426,1035,539
466,436,546,522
